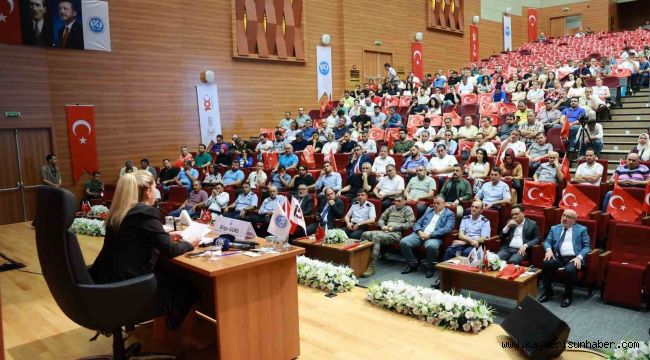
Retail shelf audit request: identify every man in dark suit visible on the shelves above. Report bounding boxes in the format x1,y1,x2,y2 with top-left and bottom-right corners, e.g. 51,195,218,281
56,0,84,49
538,209,591,308
305,187,344,235
288,184,314,240
497,205,540,264
22,0,54,46
346,145,371,177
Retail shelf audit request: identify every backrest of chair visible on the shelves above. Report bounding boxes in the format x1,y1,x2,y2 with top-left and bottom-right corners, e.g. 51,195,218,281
167,185,188,203
576,159,608,183
515,157,529,178
103,184,116,202
576,218,597,249
526,212,548,240
367,198,382,219
481,209,499,236
572,183,601,213
611,223,650,264
35,187,96,329
546,127,564,153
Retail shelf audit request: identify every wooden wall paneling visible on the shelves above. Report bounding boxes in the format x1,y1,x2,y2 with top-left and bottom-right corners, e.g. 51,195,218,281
454,0,464,32
616,1,648,31
537,0,610,36
245,0,259,54
278,0,291,59
265,0,278,57
0,130,23,225
235,0,250,55
254,0,269,57
292,0,305,60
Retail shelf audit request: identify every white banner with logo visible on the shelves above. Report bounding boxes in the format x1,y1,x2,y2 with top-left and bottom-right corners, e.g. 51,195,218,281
81,0,111,52
503,15,512,52
196,83,222,146
316,45,333,101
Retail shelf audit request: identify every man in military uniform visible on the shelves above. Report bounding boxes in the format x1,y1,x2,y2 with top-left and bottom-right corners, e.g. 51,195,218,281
443,200,491,260
359,194,415,277
400,196,456,278
343,190,376,240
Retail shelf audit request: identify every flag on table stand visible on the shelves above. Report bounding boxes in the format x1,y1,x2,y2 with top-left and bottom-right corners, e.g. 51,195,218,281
289,197,307,234
324,148,338,172
607,180,643,223
561,154,571,182
268,201,291,240
559,182,597,218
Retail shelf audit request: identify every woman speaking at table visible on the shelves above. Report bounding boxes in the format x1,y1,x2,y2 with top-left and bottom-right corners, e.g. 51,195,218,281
90,170,199,329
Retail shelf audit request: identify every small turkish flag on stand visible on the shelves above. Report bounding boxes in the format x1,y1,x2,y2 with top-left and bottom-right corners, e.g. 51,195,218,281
559,183,597,218
411,42,424,80
561,154,571,182
522,180,556,208
608,181,643,223
67,105,99,184
0,0,23,44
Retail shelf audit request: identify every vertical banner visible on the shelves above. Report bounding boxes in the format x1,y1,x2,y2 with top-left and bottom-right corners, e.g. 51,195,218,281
66,104,99,183
469,24,479,63
528,8,538,43
0,0,23,44
503,15,512,51
411,42,423,80
82,0,112,51
316,45,332,101
196,83,222,146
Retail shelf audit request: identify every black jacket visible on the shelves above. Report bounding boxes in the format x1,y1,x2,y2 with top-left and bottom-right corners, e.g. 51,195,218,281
57,20,84,49
499,218,541,249
315,198,344,227
295,195,314,216
90,204,193,283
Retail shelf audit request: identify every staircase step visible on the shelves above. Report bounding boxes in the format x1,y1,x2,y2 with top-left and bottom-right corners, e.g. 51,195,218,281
601,122,649,130
603,143,635,151
605,114,649,121
610,108,650,115
602,134,641,142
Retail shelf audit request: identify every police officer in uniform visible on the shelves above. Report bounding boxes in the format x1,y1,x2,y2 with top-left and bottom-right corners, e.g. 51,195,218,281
343,189,376,240
359,194,415,277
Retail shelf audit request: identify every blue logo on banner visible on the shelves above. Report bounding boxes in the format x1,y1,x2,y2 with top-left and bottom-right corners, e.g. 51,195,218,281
89,17,104,33
505,26,511,36
319,61,330,75
275,215,289,228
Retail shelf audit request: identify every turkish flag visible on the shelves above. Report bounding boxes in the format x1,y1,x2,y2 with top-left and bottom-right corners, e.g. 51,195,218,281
458,140,474,155
0,0,22,44
263,151,279,170
443,111,462,127
560,115,570,140
66,105,99,184
523,180,556,208
498,102,516,116
300,145,315,169
642,181,650,213
608,182,643,222
368,127,384,141
559,183,597,218
527,8,538,43
469,24,479,63
385,128,400,149
561,154,571,182
411,42,424,80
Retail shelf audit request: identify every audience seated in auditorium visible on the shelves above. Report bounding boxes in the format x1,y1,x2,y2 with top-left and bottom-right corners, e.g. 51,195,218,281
457,116,479,141
357,131,377,154
442,200,490,263
436,117,459,141
478,116,497,141
392,128,414,156
371,106,387,129
296,107,311,127
235,149,254,169
404,166,437,216
277,144,299,171
498,114,519,141
467,149,490,193
338,162,376,201
270,166,292,191
602,152,650,210
401,145,429,177
173,161,199,191
573,149,603,185
272,131,287,152
246,161,267,189
538,209,591,308
414,130,435,155
373,164,405,210
210,134,229,157
519,111,543,148
346,145,372,176
471,133,497,156
400,196,455,279
278,111,293,131
139,158,158,179
343,189,376,240
223,182,258,219
372,146,395,176
476,167,512,209
175,146,194,168
119,160,135,177
222,162,245,187
630,133,650,161
194,144,212,170
526,134,553,174
229,135,252,156
577,119,604,156
255,134,273,153
437,130,458,155
290,165,315,193
561,97,587,151
360,194,415,277
159,159,180,188
386,107,402,128
291,132,309,152
168,180,208,218
306,187,344,235
84,171,104,201
246,186,287,237
427,144,458,177
204,183,229,215
314,162,342,195
533,151,564,184
498,205,541,265
339,132,357,153
500,130,527,159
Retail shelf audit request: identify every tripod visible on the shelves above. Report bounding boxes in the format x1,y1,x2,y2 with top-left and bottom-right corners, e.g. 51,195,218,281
574,119,595,158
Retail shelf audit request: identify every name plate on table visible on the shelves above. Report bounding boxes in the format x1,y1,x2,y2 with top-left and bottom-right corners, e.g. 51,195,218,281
213,216,257,241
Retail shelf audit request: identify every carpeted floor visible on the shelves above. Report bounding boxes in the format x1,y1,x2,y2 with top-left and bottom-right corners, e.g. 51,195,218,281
357,253,650,346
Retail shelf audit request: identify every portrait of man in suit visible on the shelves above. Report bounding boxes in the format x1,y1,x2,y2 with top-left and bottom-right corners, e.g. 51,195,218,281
55,0,83,49
497,205,541,264
21,0,54,46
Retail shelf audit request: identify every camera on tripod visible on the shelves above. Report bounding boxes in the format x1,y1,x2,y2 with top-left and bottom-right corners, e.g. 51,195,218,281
577,113,589,126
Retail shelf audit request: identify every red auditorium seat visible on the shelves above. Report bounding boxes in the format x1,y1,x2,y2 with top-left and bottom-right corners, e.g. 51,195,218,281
599,222,650,309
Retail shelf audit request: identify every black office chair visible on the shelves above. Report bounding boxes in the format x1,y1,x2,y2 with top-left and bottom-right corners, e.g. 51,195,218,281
34,186,162,359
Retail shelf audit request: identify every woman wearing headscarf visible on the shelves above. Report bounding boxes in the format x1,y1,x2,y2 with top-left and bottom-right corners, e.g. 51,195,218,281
499,148,523,203
630,133,650,161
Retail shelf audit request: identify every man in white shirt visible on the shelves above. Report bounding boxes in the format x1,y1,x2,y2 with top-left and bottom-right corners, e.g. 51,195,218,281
577,119,604,156
500,130,527,159
457,116,479,141
457,77,475,95
247,161,268,189
278,111,294,130
357,131,377,154
321,132,339,155
414,118,436,139
372,145,395,176
427,144,458,177
574,149,604,184
373,164,405,210
255,134,274,153
470,133,497,156
414,130,435,155
497,205,541,264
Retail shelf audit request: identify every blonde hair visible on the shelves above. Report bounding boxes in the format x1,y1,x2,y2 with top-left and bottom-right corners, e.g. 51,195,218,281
106,170,155,230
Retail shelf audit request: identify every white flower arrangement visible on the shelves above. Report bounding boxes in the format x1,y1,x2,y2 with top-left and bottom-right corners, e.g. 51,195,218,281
366,280,494,333
297,256,357,294
325,228,348,244
88,205,109,217
483,251,503,271
609,341,650,360
71,218,106,237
